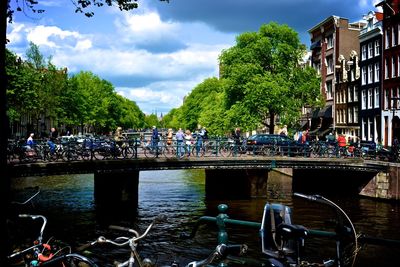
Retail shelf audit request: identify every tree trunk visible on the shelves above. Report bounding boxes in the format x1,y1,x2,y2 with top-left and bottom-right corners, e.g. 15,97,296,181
269,112,275,134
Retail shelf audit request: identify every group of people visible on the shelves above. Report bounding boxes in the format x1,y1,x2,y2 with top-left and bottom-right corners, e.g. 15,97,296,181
25,127,59,154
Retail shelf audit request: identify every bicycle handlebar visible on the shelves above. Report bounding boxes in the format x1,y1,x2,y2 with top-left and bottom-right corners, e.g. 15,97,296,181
185,244,247,267
18,214,47,243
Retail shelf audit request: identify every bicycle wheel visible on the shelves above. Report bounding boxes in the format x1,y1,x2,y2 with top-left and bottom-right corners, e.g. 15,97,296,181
144,146,156,158
218,144,231,157
191,145,205,157
164,145,176,158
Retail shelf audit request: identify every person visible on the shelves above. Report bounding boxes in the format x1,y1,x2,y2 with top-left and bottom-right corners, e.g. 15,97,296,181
175,128,184,158
48,127,58,154
114,127,124,148
203,127,209,140
195,126,206,156
26,133,35,149
184,129,193,157
167,128,173,146
151,126,159,151
233,127,241,145
280,125,288,136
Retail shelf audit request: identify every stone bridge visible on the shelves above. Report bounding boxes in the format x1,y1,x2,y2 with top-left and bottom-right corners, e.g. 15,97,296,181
8,157,400,209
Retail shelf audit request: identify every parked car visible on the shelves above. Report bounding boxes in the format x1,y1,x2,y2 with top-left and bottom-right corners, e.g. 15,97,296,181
246,134,294,146
246,134,299,155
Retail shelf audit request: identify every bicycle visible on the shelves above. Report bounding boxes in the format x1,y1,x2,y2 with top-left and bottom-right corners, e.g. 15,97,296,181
259,193,359,267
77,215,167,267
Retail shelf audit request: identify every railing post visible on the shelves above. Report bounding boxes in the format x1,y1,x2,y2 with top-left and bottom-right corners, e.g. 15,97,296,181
216,204,229,244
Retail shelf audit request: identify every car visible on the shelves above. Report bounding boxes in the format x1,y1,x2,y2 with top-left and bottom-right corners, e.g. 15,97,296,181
246,134,294,146
246,134,299,156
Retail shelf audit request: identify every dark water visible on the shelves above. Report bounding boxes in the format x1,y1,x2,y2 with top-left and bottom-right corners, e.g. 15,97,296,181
9,170,400,267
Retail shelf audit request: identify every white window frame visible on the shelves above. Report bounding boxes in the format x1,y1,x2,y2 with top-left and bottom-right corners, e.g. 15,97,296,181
326,81,333,100
354,106,358,123
368,64,373,84
368,42,373,58
368,88,373,109
374,87,380,108
327,35,334,49
375,40,380,56
392,56,396,78
362,66,367,85
362,90,367,110
348,107,353,123
348,86,352,103
375,62,380,82
385,58,389,79
362,45,367,60
354,86,358,101
386,27,391,49
327,56,333,74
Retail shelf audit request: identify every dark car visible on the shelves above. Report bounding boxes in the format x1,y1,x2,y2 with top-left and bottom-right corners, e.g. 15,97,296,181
246,134,298,155
246,134,294,146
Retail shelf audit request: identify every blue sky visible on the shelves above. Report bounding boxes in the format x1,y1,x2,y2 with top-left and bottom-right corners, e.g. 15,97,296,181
6,0,381,115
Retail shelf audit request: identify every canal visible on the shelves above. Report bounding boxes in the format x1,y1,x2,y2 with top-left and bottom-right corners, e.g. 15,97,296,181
9,169,400,267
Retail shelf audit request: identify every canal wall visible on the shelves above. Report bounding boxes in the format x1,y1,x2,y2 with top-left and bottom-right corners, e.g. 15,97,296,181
360,164,400,201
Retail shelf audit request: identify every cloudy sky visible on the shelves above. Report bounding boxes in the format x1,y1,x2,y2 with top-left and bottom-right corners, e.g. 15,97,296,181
7,0,381,115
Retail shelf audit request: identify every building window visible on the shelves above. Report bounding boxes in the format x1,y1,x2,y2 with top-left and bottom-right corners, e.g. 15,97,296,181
375,40,380,55
369,118,373,140
375,87,379,108
375,62,380,82
362,118,366,140
368,64,373,83
362,66,367,85
362,45,367,60
385,58,389,79
348,107,353,123
327,34,334,49
368,88,373,109
354,86,358,101
354,106,358,123
348,86,352,102
385,89,389,110
350,69,355,81
368,42,373,58
326,81,333,100
393,26,398,46
326,56,333,74
398,55,400,77
386,27,390,49
362,90,367,110
392,56,396,77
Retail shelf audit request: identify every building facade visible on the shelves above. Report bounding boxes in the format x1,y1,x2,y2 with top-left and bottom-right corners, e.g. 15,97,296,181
378,0,400,146
308,16,365,138
359,11,383,144
335,51,361,139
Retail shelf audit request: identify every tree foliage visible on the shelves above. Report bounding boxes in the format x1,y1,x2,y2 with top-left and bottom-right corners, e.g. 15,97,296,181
219,22,322,133
6,47,145,135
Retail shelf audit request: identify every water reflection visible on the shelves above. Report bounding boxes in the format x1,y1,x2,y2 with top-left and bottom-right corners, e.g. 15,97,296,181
9,169,400,267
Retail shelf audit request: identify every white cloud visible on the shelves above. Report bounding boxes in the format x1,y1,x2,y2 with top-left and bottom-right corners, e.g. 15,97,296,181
6,23,25,44
26,25,84,48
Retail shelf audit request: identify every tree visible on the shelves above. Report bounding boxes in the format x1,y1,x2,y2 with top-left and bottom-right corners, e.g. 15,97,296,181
219,22,322,133
1,2,167,264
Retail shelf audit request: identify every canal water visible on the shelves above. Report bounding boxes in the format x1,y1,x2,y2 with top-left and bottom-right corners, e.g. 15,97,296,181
9,170,400,267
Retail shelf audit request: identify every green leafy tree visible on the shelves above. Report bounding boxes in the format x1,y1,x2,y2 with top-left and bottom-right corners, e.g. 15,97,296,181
219,22,322,133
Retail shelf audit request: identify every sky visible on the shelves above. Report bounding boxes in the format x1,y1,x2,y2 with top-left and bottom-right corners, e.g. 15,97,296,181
6,0,382,115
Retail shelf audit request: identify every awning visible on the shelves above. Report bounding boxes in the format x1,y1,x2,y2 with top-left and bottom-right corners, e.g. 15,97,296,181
312,105,333,118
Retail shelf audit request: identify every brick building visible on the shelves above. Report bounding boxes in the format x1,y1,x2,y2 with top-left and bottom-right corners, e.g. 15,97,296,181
377,0,400,146
308,16,365,138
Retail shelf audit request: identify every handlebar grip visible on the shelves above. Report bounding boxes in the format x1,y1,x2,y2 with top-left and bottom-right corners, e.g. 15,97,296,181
19,214,31,218
218,244,248,258
109,225,131,232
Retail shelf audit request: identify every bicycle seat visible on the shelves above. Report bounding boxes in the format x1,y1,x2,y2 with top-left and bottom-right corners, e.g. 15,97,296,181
276,223,308,240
